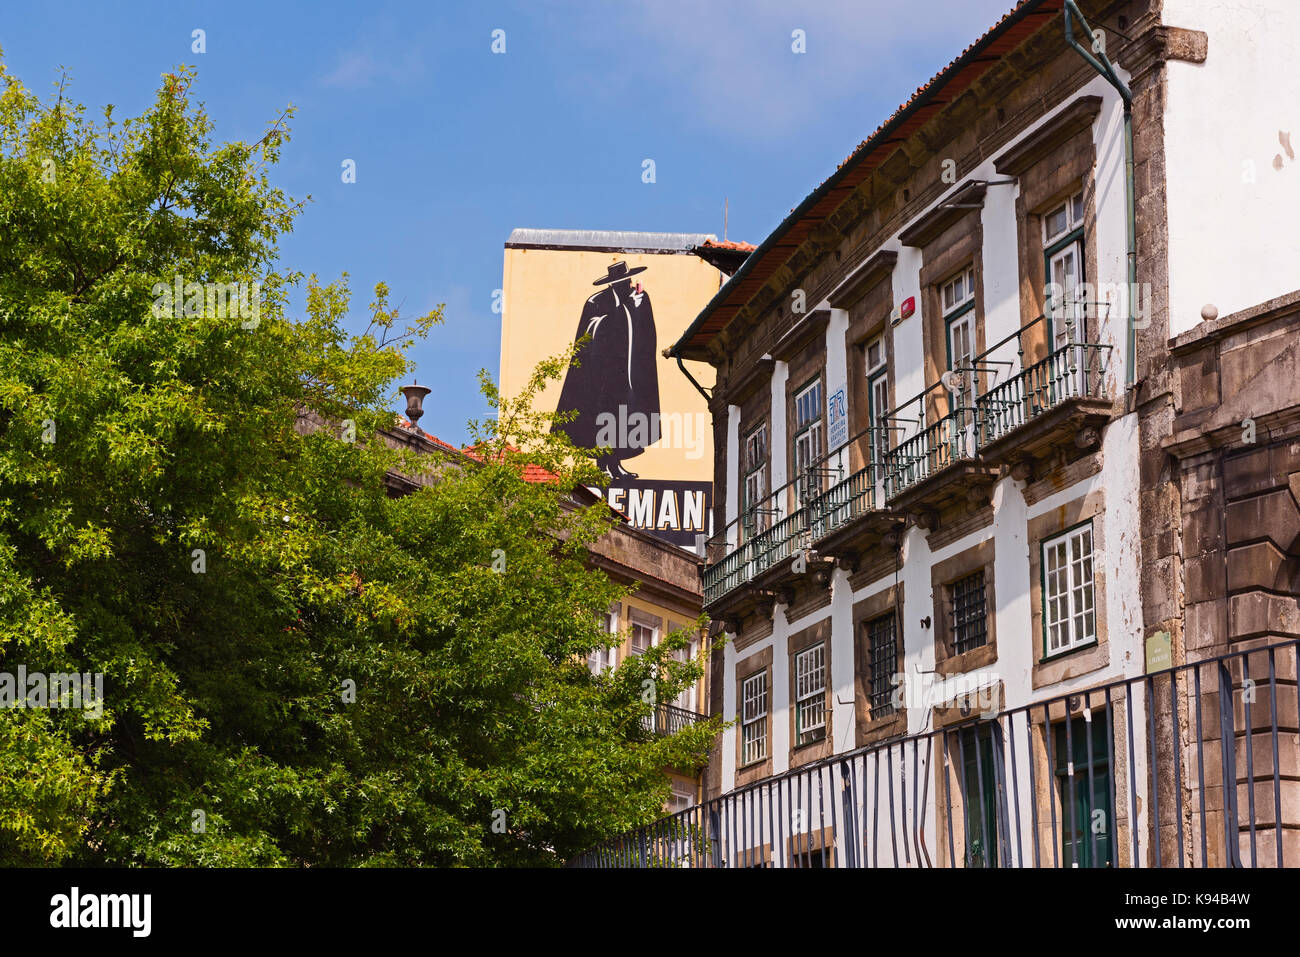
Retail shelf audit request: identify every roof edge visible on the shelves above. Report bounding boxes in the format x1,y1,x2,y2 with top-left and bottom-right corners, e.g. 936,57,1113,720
666,0,1053,361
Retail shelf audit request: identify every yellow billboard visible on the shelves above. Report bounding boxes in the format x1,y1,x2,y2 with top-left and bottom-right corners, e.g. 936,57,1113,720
501,229,721,548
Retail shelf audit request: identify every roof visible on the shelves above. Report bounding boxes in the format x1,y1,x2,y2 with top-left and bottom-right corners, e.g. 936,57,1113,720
700,239,757,252
395,419,461,452
691,238,757,277
461,441,561,484
505,228,717,254
667,0,1061,360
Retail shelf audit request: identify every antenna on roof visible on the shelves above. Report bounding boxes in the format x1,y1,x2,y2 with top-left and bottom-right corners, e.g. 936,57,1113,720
723,198,728,241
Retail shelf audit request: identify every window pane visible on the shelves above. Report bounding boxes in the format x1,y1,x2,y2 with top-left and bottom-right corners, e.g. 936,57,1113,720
951,570,988,655
1045,203,1068,242
867,613,897,717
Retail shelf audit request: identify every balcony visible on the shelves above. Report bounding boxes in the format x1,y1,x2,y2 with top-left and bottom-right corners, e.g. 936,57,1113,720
641,702,708,737
701,315,1113,612
883,313,1112,515
702,473,835,618
975,328,1112,473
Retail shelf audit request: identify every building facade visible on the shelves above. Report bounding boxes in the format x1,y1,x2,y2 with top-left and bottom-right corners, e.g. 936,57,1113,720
576,0,1300,868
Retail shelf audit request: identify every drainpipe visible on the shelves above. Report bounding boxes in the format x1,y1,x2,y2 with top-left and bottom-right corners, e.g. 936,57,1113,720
1064,0,1137,387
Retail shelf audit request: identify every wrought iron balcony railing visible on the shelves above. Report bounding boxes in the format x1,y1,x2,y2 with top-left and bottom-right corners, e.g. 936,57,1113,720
641,702,709,737
883,408,976,500
572,639,1300,869
977,338,1109,448
701,314,1112,609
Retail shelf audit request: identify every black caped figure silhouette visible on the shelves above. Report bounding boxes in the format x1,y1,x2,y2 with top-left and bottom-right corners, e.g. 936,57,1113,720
552,261,661,479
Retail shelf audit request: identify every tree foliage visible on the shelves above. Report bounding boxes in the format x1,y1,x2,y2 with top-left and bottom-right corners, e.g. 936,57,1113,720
0,56,716,866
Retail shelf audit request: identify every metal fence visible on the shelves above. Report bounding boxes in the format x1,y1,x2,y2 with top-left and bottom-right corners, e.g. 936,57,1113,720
572,639,1299,868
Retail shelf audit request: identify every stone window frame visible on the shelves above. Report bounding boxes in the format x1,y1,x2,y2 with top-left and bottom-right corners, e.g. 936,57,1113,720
853,582,907,746
994,95,1103,369
840,252,896,479
787,617,834,768
917,215,986,427
734,361,773,541
931,537,997,677
783,338,829,509
1024,691,1134,868
790,375,826,504
733,645,774,788
742,420,771,533
1028,490,1110,690
787,824,837,867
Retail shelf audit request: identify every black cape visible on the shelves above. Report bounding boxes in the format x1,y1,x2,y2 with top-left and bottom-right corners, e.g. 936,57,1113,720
553,281,661,456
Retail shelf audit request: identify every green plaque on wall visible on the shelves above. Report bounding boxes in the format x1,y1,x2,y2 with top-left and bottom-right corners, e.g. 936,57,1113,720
1145,630,1172,673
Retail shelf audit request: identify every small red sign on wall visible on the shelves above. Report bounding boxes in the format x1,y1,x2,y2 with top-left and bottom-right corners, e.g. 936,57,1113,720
899,296,915,319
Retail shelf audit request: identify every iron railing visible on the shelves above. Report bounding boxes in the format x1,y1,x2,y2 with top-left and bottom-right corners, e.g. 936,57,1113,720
977,340,1108,448
572,639,1299,868
702,314,1112,608
883,408,976,500
641,702,709,737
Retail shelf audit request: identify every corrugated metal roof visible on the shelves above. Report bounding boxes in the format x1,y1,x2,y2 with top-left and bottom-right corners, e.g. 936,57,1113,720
506,228,717,251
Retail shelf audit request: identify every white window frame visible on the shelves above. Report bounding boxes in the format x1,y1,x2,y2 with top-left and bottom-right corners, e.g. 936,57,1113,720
740,672,768,766
628,609,660,657
744,423,769,533
588,604,620,674
1042,522,1096,656
1043,191,1086,348
668,622,697,713
942,266,977,413
793,380,824,502
866,335,891,470
794,643,826,745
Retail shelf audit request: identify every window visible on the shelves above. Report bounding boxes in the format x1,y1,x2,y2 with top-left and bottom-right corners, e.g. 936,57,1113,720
743,424,769,533
865,335,890,470
951,570,988,655
588,604,619,674
790,849,829,868
794,643,826,746
668,783,695,815
1052,714,1113,867
954,723,1005,868
669,622,698,713
942,266,977,412
629,610,660,656
866,612,898,718
1043,190,1086,347
740,672,768,766
1042,522,1096,656
793,380,824,503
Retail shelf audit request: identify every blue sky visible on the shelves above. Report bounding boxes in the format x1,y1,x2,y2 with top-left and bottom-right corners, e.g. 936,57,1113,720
0,0,1014,443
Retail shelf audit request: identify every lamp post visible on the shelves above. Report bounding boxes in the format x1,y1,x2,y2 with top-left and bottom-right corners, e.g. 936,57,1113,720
400,382,432,431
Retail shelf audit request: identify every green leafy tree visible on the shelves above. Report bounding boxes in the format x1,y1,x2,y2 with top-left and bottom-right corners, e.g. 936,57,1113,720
0,56,717,866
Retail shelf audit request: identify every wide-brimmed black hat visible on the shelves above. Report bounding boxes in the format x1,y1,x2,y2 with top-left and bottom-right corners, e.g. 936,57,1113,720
593,261,648,286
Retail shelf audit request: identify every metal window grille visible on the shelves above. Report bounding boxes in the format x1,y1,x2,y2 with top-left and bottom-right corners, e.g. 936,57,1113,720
951,570,988,655
795,644,826,744
867,613,897,717
740,672,768,765
1044,523,1095,654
